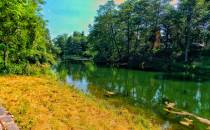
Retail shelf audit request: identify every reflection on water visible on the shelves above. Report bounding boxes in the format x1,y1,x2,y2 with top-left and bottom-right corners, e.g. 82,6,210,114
56,62,210,130
66,76,89,93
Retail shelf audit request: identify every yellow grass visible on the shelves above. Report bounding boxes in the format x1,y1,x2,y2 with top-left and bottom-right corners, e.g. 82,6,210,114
0,76,161,130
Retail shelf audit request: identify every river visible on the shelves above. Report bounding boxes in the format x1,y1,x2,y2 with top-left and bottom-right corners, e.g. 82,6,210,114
55,61,210,130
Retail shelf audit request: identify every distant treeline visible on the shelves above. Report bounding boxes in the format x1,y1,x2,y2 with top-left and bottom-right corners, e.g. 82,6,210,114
53,32,88,61
55,0,210,71
0,0,56,74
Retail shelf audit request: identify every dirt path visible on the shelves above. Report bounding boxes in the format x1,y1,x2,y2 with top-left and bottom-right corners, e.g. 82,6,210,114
0,107,19,130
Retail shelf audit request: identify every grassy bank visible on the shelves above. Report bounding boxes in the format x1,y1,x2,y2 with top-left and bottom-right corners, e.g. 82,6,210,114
0,76,161,130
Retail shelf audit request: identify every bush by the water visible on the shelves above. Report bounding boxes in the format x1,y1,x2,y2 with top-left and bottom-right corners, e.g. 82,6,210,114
0,63,52,75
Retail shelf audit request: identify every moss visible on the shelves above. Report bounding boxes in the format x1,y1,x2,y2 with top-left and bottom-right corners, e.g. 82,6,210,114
0,76,161,130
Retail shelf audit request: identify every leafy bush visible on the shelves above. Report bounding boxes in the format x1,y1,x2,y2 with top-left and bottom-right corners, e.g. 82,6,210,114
0,63,52,75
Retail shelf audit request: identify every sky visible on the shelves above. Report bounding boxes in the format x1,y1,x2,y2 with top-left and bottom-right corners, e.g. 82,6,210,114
43,0,124,38
43,0,177,38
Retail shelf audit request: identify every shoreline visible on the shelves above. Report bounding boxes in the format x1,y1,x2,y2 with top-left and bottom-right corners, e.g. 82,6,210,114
0,75,162,130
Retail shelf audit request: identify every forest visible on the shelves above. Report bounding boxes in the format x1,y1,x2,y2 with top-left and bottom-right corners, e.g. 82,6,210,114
0,0,210,129
0,0,209,74
54,0,210,72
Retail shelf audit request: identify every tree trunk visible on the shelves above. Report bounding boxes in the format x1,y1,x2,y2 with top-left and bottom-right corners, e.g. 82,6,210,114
134,25,140,53
184,24,192,63
184,42,190,62
3,44,8,68
184,1,194,63
165,26,170,49
153,30,161,49
110,25,121,60
127,20,131,60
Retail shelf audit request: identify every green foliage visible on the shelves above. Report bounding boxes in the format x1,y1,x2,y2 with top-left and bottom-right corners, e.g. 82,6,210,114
0,0,55,74
86,0,210,70
50,0,209,72
53,32,89,60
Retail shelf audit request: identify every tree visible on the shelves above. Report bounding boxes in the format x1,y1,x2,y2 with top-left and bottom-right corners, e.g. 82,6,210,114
87,0,209,69
53,32,88,60
0,0,55,74
53,34,68,59
178,0,210,62
55,0,209,71
88,0,121,63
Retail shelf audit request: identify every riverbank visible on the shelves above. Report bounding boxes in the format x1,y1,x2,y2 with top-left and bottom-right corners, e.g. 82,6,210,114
67,54,210,80
0,76,161,130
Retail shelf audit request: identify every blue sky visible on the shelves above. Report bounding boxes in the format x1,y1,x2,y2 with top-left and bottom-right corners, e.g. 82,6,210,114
43,0,115,38
43,0,176,38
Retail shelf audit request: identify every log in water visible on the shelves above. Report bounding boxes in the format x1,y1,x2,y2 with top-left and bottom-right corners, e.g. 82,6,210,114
164,102,210,129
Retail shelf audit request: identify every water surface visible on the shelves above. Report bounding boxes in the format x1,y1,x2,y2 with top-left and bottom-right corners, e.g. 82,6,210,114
56,62,210,130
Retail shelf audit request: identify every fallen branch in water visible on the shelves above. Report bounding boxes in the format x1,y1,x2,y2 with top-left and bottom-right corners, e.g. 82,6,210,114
164,102,210,128
105,91,116,97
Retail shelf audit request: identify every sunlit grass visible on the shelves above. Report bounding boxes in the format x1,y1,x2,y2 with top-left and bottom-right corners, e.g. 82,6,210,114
0,76,161,130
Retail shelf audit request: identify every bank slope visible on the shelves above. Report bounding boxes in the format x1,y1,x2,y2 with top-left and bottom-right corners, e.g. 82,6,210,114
0,76,160,130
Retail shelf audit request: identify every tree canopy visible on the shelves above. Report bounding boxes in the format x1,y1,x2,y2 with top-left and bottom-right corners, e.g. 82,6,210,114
54,0,210,72
53,32,88,60
86,0,210,70
0,0,55,74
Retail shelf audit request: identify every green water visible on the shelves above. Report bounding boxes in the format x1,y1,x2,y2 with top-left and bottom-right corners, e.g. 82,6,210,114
56,62,210,130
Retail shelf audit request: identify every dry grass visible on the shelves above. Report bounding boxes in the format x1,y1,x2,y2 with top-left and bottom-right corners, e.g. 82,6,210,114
0,76,161,130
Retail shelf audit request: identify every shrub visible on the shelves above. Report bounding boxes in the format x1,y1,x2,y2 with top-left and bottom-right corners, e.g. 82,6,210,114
0,63,52,76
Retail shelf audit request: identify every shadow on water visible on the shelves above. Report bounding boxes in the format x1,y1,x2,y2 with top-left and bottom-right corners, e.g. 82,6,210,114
155,72,210,82
55,61,210,130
